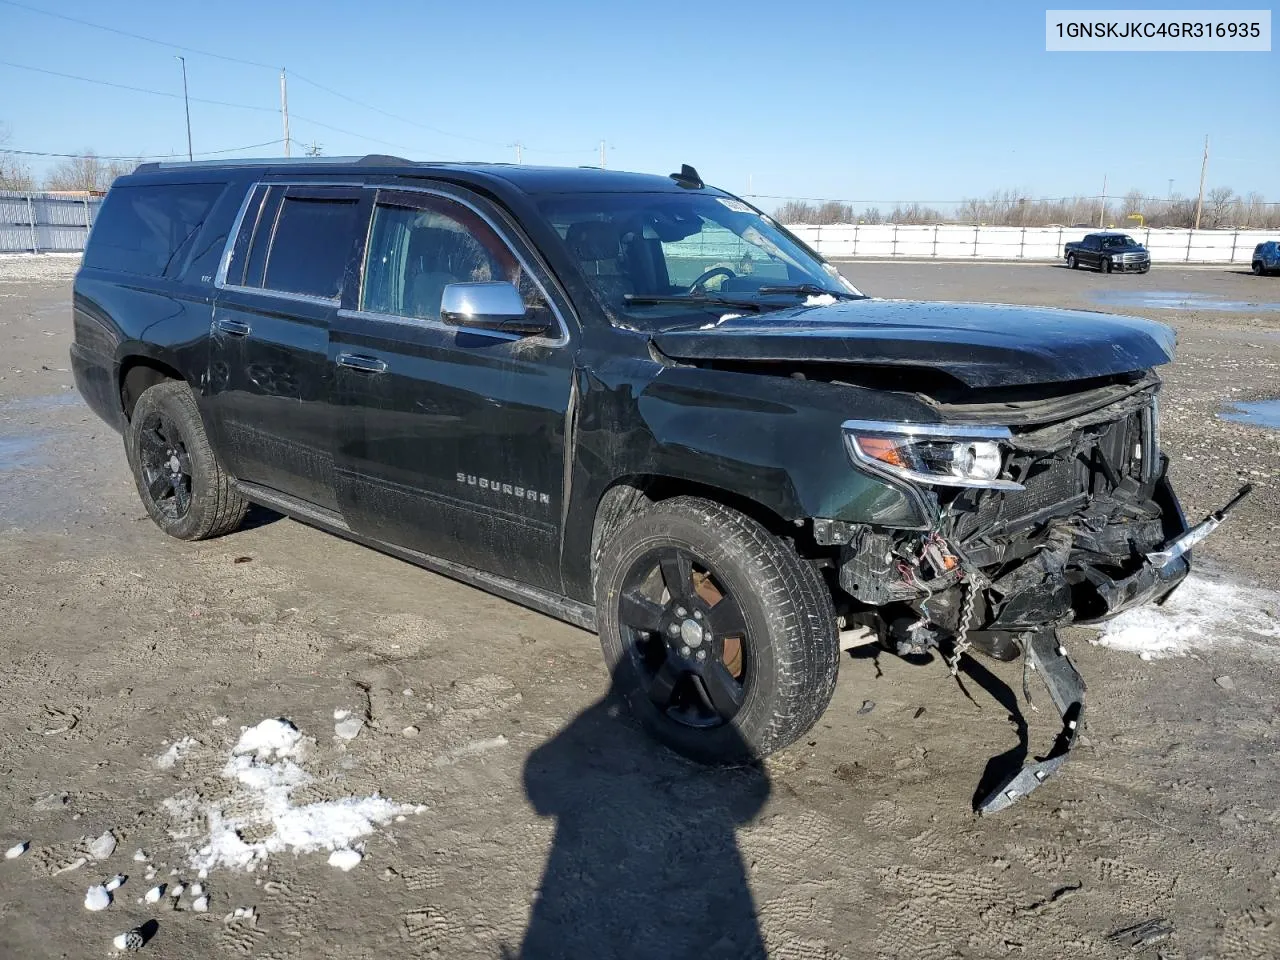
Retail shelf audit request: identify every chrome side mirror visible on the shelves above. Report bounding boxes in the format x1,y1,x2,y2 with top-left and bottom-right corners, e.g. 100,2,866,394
440,281,549,337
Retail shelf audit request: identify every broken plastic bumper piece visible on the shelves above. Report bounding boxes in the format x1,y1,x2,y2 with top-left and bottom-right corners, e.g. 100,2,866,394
976,629,1084,816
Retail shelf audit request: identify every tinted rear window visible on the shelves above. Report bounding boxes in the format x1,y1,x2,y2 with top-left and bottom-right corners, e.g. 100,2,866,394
260,196,359,298
84,182,226,277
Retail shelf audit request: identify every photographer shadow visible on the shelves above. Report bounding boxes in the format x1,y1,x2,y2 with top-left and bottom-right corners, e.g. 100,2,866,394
513,676,771,960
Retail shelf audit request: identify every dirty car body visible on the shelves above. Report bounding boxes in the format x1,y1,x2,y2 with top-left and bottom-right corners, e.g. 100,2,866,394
71,157,1218,811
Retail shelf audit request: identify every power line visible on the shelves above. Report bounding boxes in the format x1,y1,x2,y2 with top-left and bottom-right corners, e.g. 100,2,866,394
0,0,278,70
2,140,287,161
744,192,1280,207
0,0,592,156
0,59,278,114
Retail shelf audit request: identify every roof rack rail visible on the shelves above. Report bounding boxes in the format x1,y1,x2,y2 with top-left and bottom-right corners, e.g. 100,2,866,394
132,154,417,174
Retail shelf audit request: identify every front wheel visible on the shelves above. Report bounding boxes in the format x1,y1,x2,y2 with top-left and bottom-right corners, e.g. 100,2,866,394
125,380,248,540
1101,257,1113,274
595,497,839,764
1255,261,1266,276
1066,254,1077,269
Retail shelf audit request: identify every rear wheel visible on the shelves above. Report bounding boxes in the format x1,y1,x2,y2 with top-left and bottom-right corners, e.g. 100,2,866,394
1066,253,1077,269
595,496,839,764
125,380,247,541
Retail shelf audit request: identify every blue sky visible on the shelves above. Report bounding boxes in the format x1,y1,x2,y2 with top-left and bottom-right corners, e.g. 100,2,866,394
1,0,1275,205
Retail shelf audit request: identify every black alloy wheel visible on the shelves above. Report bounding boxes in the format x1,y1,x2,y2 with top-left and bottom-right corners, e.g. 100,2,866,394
617,545,749,729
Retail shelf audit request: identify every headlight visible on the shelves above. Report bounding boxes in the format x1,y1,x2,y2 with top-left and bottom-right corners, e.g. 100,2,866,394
842,420,1024,491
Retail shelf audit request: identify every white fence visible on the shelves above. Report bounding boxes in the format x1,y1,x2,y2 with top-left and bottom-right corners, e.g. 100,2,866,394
0,192,103,254
785,223,1272,264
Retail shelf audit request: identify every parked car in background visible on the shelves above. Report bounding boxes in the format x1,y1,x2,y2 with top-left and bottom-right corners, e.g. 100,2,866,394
1064,233,1151,273
1252,241,1280,276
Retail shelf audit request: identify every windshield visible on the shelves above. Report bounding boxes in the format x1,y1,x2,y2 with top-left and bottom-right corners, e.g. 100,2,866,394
1099,235,1138,248
535,192,863,327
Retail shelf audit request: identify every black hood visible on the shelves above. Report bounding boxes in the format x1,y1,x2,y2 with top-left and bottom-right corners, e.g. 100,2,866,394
650,299,1176,388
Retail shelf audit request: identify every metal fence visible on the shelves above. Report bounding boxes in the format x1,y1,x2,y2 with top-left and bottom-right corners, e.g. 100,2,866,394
786,223,1275,264
0,191,103,254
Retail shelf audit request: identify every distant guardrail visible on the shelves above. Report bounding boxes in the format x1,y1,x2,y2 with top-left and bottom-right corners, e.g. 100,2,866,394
0,191,103,254
786,223,1274,264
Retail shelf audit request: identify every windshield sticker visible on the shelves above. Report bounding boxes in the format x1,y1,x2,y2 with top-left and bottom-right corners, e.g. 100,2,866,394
716,197,754,214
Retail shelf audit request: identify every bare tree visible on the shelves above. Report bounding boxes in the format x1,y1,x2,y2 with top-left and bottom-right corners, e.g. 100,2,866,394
0,123,35,191
43,151,134,193
1202,186,1235,228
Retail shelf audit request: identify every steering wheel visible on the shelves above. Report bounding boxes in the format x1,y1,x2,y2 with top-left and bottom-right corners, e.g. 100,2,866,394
688,266,737,294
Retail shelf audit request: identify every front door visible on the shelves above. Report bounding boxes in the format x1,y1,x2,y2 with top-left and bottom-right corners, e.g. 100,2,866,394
330,186,577,593
208,183,363,510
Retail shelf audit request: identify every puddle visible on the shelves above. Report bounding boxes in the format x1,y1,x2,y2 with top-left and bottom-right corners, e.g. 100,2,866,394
0,435,48,471
0,390,83,414
1221,398,1280,430
1092,290,1280,312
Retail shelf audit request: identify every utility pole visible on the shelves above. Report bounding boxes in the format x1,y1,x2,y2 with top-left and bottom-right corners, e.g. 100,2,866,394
1098,173,1107,228
176,56,193,161
1167,178,1174,200
1193,135,1209,230
280,68,291,157
747,173,753,194
599,140,606,169
511,141,522,163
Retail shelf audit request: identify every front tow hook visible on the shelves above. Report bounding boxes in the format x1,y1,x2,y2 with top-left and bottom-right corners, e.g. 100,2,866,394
976,629,1085,816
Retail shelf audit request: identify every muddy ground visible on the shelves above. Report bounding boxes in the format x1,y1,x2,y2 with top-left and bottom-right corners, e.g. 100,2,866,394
0,256,1277,959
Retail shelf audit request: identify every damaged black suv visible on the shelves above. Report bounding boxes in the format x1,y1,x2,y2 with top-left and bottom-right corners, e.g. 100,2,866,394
71,157,1242,811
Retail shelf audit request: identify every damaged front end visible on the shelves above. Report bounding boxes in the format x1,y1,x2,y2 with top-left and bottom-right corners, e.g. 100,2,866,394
818,374,1248,812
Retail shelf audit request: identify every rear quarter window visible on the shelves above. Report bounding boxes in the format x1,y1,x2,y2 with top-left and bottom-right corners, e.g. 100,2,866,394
83,182,226,278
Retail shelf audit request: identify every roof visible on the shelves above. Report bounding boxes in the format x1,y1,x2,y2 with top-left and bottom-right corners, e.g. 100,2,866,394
130,155,712,195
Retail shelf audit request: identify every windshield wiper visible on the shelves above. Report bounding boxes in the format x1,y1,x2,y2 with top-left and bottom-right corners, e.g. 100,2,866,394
623,293,765,312
755,283,863,300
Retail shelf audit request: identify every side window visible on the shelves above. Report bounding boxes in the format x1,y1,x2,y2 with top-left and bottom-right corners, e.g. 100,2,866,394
84,182,226,278
360,193,544,323
256,194,359,298
1085,236,1099,250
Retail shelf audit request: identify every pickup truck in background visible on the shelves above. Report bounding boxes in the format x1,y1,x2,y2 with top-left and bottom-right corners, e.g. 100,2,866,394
1064,233,1151,273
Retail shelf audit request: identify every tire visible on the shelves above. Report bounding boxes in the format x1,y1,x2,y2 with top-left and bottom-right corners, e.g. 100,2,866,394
1101,257,1112,274
1255,261,1265,276
1139,265,1150,274
125,380,248,541
1066,254,1077,270
595,496,839,764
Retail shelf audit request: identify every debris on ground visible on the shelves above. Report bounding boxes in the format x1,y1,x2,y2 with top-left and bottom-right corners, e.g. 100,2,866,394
1214,675,1235,690
132,850,147,862
1107,918,1174,950
4,842,28,859
334,716,364,740
144,885,164,903
431,735,509,767
857,700,876,715
84,884,111,911
169,884,183,899
53,856,87,875
112,924,149,952
191,894,209,912
89,830,117,860
328,849,362,871
105,874,126,891
402,726,420,738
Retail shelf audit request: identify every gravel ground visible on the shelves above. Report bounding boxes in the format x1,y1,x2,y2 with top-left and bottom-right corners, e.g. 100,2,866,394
0,255,1277,959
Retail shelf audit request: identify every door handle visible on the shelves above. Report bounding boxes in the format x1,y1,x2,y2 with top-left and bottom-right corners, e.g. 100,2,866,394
216,317,252,337
336,353,388,374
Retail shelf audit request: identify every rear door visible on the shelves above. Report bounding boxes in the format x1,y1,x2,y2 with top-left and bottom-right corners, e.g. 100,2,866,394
329,184,577,592
209,183,364,510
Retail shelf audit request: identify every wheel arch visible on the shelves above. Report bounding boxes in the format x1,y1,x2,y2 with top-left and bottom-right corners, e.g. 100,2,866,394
118,355,186,421
588,474,799,591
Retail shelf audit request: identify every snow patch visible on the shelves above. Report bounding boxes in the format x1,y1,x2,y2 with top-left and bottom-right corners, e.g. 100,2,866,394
328,848,362,871
1094,574,1280,660
803,294,838,307
698,312,742,330
155,736,197,769
4,842,28,859
169,717,414,874
84,884,111,911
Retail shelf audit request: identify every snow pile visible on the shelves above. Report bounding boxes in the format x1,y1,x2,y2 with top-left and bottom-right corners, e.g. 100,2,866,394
155,736,198,770
1094,574,1280,660
177,718,414,874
